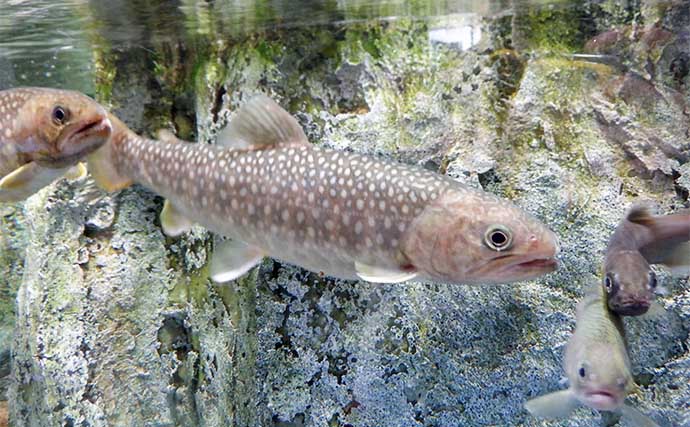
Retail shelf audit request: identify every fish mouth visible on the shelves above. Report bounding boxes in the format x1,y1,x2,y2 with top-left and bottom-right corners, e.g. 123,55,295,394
492,253,559,281
582,389,621,411
464,254,558,283
609,299,651,316
514,257,559,270
503,255,558,279
48,116,112,167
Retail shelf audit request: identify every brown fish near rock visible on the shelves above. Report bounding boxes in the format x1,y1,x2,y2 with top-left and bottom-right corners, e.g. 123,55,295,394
603,204,690,316
0,87,112,202
87,95,559,284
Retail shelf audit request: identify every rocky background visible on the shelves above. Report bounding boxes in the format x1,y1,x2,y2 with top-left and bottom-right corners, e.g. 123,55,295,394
1,0,689,426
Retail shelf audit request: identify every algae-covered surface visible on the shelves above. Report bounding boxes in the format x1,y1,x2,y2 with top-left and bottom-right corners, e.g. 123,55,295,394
1,1,689,426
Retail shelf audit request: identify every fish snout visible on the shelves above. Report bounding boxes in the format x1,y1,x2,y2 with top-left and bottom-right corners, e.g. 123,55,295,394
609,294,651,316
51,116,112,165
531,228,560,257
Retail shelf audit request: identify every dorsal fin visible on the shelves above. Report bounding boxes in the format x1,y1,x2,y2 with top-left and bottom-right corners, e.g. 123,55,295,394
626,203,656,225
216,95,309,150
156,129,185,144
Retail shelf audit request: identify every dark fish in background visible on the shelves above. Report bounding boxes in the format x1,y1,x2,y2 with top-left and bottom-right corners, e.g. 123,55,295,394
0,87,112,202
525,285,659,427
86,95,560,285
604,204,690,316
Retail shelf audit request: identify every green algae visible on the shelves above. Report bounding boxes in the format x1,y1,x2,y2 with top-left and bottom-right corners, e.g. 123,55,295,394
0,208,23,328
514,2,592,52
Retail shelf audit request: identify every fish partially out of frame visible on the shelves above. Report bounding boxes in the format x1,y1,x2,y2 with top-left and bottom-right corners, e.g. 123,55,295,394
525,285,659,427
0,87,112,202
87,95,559,284
604,205,690,316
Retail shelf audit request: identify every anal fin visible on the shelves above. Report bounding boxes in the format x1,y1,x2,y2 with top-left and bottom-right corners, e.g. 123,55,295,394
160,200,193,237
210,239,264,283
354,261,418,284
0,162,70,202
524,389,580,419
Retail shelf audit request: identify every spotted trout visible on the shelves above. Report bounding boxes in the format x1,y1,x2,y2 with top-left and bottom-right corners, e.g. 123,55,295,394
604,204,690,316
525,285,659,427
88,95,559,284
0,87,112,202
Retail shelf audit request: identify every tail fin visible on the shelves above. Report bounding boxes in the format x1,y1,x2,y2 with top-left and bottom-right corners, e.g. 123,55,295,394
86,114,133,192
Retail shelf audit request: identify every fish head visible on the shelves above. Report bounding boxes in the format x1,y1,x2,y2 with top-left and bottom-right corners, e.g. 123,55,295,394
13,88,112,168
603,251,655,316
565,341,632,412
402,188,559,284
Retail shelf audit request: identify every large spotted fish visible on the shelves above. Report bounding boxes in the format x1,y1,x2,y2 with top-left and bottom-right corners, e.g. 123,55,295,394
525,285,659,427
0,87,112,202
603,205,690,316
88,95,559,284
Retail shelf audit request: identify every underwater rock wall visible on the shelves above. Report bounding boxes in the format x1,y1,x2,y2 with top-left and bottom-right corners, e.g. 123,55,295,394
4,1,690,426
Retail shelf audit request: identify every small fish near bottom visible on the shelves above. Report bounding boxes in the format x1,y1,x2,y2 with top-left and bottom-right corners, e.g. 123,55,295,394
524,285,661,427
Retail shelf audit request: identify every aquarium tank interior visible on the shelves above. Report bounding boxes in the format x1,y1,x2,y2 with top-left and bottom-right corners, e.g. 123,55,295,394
0,0,689,426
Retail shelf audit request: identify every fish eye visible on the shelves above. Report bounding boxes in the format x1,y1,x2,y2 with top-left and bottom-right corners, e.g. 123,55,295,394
604,274,615,293
483,225,513,251
52,106,68,125
648,271,657,289
578,366,586,378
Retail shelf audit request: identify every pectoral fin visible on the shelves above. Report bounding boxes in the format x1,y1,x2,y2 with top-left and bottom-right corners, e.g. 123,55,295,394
658,241,690,276
354,262,418,283
0,162,69,202
620,404,660,427
524,389,580,419
210,239,264,283
160,200,193,237
634,208,690,274
87,140,133,192
64,162,88,180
